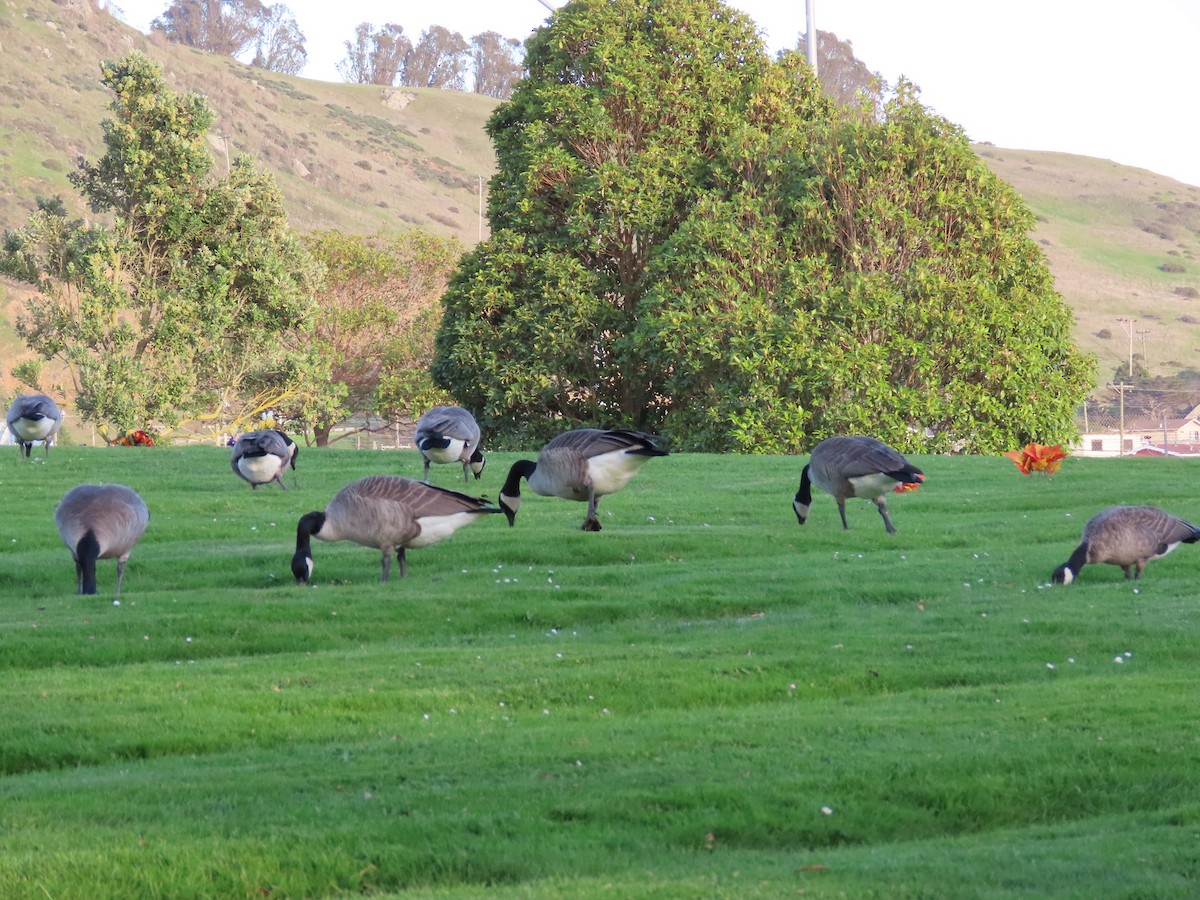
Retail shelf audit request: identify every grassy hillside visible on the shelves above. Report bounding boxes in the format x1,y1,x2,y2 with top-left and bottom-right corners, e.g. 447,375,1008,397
977,146,1200,386
1,0,1198,401
0,0,499,241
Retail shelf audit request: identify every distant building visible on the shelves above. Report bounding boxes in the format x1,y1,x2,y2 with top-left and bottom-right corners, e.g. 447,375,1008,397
1073,402,1200,457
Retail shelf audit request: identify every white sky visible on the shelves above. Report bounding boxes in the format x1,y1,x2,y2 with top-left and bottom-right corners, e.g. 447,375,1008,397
109,0,1200,188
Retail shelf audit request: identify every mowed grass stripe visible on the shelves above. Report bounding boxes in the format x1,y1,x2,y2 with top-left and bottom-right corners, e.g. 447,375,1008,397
2,446,1200,897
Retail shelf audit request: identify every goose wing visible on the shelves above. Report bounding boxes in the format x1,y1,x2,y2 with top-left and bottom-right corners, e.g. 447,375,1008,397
55,484,149,555
341,475,497,516
814,436,912,478
417,406,480,444
8,394,61,423
1089,505,1200,546
542,428,666,459
232,430,289,459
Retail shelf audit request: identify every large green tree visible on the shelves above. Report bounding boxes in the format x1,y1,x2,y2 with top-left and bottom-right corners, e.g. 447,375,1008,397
432,0,1094,452
0,52,321,433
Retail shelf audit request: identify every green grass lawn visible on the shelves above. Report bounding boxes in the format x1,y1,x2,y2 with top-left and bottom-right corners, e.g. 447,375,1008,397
2,445,1199,898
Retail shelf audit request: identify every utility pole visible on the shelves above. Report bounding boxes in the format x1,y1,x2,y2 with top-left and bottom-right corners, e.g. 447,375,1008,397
1116,316,1137,377
1118,383,1126,456
806,0,819,76
1137,328,1150,369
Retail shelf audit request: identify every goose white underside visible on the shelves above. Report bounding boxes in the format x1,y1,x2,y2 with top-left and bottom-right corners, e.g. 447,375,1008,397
237,455,284,483
10,418,56,441
1151,540,1182,561
589,449,654,495
409,511,488,547
533,448,652,500
424,439,467,465
847,472,901,498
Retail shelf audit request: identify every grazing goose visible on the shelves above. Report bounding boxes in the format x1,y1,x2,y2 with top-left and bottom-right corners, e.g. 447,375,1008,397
498,428,668,531
1052,505,1200,584
415,405,485,484
6,394,63,458
291,475,501,584
54,483,150,596
793,436,924,534
231,429,296,490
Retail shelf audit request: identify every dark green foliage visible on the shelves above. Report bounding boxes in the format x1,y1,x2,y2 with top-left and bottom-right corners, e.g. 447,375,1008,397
433,0,1094,453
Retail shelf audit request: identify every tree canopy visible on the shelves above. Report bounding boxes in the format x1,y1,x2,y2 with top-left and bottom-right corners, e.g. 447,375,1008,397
432,0,1095,453
0,52,321,435
276,230,463,447
338,22,525,98
338,22,410,86
789,29,887,115
152,0,306,75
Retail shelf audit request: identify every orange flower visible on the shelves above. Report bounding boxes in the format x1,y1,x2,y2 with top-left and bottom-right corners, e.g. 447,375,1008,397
115,430,156,447
893,473,925,494
1005,443,1067,476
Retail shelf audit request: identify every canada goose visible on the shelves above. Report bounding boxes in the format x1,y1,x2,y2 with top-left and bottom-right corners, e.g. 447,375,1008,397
793,436,924,534
291,475,501,584
415,405,485,484
498,428,668,531
1052,505,1200,584
231,429,296,490
6,394,63,458
54,483,150,596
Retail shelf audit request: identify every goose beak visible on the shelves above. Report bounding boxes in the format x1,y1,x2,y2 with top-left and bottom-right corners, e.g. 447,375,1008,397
793,496,809,525
291,553,313,585
499,494,518,528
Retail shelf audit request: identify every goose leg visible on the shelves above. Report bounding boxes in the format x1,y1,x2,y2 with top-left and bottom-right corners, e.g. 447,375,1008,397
115,559,127,596
422,458,431,484
836,499,850,531
397,547,408,578
381,548,393,581
873,498,897,534
582,488,602,532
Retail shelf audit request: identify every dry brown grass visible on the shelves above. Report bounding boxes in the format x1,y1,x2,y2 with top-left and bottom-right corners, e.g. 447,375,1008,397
977,147,1200,386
